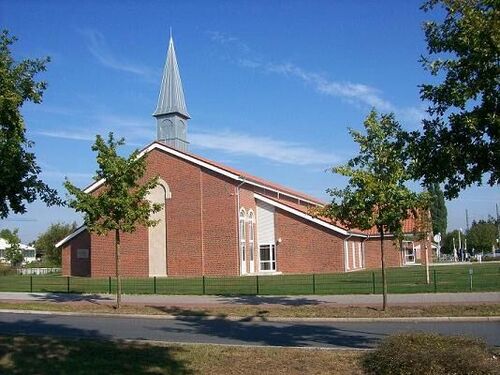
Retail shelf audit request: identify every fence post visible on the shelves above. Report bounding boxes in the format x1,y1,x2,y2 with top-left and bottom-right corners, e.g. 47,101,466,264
153,276,157,294
256,275,259,295
30,275,33,293
108,276,112,294
371,272,376,294
202,276,206,295
433,269,437,293
67,276,70,293
312,274,316,294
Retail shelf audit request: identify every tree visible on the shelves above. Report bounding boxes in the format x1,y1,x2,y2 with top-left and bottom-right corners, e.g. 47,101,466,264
0,228,23,266
467,218,497,253
321,110,429,310
34,222,77,266
410,0,499,199
64,133,162,308
442,229,462,254
427,183,447,237
0,30,61,218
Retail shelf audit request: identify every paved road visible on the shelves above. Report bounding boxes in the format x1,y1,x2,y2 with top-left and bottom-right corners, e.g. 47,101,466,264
0,292,499,306
0,312,498,349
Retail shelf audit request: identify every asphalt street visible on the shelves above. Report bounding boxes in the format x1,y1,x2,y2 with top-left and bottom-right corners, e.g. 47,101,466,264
0,312,498,349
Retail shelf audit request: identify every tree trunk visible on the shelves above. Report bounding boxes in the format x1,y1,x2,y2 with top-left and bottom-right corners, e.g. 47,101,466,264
380,229,388,311
115,229,121,309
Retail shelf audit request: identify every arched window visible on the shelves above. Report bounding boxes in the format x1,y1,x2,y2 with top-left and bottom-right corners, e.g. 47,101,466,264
239,209,246,262
247,210,255,264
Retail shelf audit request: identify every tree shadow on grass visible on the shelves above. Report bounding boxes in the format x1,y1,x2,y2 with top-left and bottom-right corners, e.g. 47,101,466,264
0,319,192,375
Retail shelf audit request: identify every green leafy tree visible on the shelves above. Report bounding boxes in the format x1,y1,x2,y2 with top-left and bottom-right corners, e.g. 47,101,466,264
442,229,462,254
410,0,499,199
427,183,447,237
34,222,77,266
0,228,23,266
0,30,61,218
467,218,497,253
321,111,429,310
64,133,162,308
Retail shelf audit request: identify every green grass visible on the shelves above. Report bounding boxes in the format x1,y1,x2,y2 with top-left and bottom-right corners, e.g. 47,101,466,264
0,263,498,295
0,335,365,375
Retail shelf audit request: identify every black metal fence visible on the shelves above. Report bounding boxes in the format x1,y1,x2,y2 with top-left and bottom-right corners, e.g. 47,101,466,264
1,264,498,295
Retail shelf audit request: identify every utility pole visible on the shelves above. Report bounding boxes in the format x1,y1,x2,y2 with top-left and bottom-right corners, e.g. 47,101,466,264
495,203,499,256
466,209,469,232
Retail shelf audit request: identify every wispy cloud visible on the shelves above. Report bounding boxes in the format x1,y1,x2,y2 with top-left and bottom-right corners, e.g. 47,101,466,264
38,121,338,166
210,31,425,125
190,130,338,166
80,29,157,82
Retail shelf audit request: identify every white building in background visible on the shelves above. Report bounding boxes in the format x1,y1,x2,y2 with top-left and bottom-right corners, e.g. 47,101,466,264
0,238,37,265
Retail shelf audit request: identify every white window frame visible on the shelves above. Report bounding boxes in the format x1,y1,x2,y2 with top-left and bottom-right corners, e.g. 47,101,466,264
259,244,276,272
352,242,356,269
402,240,416,264
344,241,350,271
239,208,247,274
358,242,363,269
247,210,255,273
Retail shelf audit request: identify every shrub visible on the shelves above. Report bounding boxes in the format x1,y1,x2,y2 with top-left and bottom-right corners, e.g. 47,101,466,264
0,263,16,276
363,333,499,375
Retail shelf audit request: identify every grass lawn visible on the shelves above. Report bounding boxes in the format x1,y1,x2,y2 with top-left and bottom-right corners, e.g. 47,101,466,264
0,335,364,375
0,263,498,295
0,301,498,318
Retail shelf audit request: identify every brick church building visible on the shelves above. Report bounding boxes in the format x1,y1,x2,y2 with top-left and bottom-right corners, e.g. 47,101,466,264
57,36,429,277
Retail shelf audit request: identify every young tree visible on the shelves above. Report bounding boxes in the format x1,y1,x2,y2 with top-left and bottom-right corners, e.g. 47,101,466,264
0,30,61,218
427,183,447,237
34,222,77,266
321,111,429,310
467,218,497,253
64,133,162,308
410,0,499,198
0,228,23,266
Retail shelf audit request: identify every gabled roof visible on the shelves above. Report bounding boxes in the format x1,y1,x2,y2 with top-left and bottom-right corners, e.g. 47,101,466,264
54,226,87,248
83,141,325,206
254,193,367,237
153,36,190,118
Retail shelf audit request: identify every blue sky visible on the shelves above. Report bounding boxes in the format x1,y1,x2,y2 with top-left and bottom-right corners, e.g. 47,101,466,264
1,0,498,242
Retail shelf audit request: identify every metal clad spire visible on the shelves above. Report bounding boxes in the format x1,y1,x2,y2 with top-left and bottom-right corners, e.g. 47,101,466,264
154,35,189,118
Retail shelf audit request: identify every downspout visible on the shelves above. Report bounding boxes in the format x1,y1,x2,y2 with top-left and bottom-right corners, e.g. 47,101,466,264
236,177,246,275
344,233,353,272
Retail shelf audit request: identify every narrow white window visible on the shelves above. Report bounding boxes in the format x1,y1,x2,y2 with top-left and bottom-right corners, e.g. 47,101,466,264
352,242,356,269
248,210,255,273
239,208,247,274
358,242,363,269
344,241,350,271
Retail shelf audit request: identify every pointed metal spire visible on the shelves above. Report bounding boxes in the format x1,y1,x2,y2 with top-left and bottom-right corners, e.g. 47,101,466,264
154,35,190,118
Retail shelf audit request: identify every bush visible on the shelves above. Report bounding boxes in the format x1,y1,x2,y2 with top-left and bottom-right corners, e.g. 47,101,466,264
0,263,16,276
363,333,499,375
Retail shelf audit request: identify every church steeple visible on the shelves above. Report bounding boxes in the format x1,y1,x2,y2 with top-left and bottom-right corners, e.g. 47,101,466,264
154,34,190,151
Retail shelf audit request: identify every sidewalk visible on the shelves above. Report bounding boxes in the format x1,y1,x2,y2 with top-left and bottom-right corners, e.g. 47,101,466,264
0,291,498,306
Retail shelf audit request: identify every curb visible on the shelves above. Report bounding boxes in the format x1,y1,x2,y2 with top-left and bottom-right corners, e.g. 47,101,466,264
1,309,499,323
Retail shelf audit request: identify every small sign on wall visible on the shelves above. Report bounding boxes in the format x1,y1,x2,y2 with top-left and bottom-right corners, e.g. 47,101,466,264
77,248,89,259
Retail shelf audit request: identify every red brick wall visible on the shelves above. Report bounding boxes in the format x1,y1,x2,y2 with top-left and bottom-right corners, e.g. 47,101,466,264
201,169,239,276
275,208,345,273
364,237,402,269
62,230,91,276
